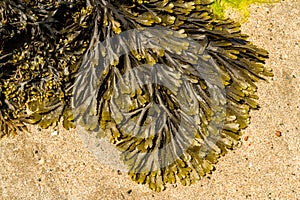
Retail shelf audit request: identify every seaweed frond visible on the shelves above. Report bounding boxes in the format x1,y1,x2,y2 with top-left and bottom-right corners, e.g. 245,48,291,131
0,0,272,191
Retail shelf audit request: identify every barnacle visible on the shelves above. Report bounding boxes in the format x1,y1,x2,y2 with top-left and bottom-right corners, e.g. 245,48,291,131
1,0,272,191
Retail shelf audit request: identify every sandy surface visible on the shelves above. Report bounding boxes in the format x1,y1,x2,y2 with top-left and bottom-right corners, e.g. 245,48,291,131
0,0,299,199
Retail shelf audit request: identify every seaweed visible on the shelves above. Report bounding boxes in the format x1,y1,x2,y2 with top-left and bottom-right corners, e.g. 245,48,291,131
210,0,280,20
0,0,272,191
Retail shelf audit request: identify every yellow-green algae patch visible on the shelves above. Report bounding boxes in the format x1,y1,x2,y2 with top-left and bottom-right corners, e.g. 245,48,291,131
210,0,280,21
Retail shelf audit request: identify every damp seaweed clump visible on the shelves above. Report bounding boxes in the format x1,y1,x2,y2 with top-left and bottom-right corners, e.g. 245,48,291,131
0,0,272,191
0,0,93,135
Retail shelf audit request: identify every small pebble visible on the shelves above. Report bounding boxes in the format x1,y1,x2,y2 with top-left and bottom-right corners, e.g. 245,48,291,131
38,157,44,164
127,189,132,195
51,130,58,136
275,130,282,137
